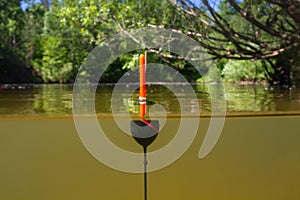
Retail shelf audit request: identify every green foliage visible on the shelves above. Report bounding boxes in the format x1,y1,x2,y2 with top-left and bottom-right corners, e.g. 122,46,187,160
0,0,35,83
222,60,265,83
202,66,222,83
0,0,298,84
120,54,139,70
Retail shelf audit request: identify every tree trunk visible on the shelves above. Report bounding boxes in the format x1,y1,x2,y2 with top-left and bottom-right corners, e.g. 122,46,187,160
272,44,300,86
269,58,292,86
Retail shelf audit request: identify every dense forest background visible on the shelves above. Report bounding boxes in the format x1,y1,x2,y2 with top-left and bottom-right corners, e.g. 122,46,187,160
0,0,299,85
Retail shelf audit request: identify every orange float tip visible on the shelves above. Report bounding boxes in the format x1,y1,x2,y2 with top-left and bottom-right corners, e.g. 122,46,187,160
139,53,146,118
139,54,145,64
139,53,146,99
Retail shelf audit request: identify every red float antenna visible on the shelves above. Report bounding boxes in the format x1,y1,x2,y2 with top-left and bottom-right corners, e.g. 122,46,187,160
139,53,146,118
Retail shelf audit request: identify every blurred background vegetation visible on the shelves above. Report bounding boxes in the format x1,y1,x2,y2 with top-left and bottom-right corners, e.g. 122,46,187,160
0,0,299,85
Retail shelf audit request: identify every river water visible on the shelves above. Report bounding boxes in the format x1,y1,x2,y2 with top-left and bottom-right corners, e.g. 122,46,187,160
0,84,300,200
0,84,299,117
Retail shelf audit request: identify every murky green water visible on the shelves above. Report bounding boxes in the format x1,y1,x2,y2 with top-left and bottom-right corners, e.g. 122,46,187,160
0,84,300,200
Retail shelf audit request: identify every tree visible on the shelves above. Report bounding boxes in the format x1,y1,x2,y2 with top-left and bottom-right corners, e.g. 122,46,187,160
106,0,202,81
22,3,46,82
2,0,298,84
0,0,34,83
46,0,189,82
166,0,300,85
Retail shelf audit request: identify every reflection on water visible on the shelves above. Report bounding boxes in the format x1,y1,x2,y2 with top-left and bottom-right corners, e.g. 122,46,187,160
0,85,73,116
0,84,299,116
223,85,299,112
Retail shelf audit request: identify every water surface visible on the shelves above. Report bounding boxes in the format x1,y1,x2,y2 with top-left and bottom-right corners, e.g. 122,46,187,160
0,84,299,117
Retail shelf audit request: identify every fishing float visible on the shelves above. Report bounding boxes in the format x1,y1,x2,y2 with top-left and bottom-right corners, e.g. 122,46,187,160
130,52,159,200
